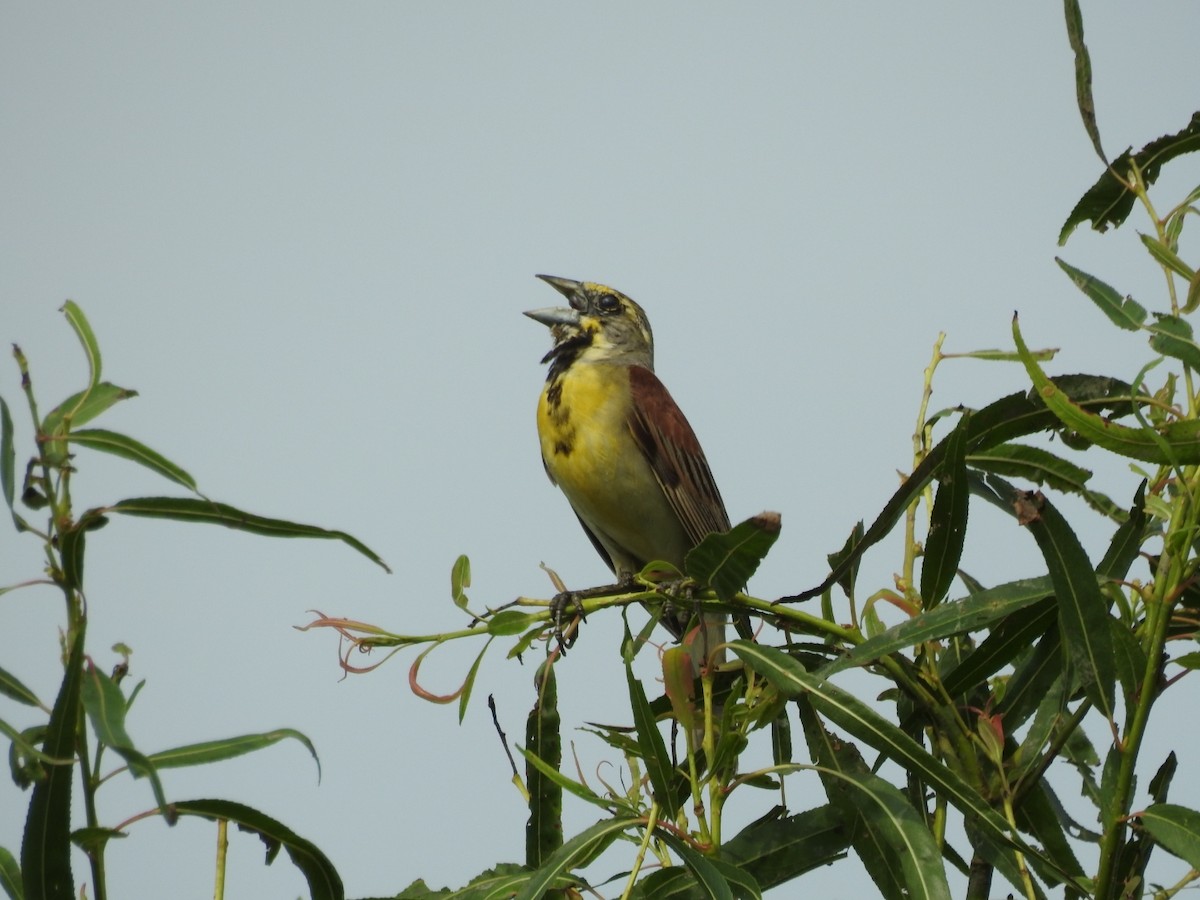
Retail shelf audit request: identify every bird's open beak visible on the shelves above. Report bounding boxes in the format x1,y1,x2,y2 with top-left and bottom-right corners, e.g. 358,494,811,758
525,274,585,326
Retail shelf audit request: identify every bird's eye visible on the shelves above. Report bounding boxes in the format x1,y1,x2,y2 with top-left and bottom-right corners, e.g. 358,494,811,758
596,294,621,314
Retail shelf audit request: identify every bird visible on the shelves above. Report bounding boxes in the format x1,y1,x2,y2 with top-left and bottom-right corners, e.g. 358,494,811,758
525,274,732,665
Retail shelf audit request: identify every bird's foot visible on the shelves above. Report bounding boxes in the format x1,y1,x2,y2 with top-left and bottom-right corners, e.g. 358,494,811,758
549,590,587,654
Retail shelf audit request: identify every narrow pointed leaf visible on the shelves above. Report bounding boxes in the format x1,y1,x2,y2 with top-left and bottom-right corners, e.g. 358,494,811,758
59,302,101,392
1140,233,1195,280
515,817,634,900
654,832,739,900
790,377,1139,602
0,845,20,900
721,806,849,888
1055,258,1145,330
21,629,84,900
0,664,42,708
825,577,1054,676
101,497,390,572
1019,491,1116,718
1139,803,1200,869
729,641,1081,888
450,554,471,610
66,429,197,491
145,729,320,779
1060,111,1200,242
968,443,1092,492
171,799,342,900
1149,314,1200,372
1,397,15,522
1096,480,1147,579
1186,268,1200,315
995,623,1065,730
1013,315,1200,463
687,512,781,602
40,383,137,437
942,596,1057,699
457,641,489,722
625,665,678,818
839,770,951,900
1063,0,1104,162
58,527,85,594
526,662,562,869
798,700,904,900
920,414,970,607
516,746,607,810
80,664,170,813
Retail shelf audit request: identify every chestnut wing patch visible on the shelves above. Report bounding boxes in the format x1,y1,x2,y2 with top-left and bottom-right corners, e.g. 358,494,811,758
627,365,731,546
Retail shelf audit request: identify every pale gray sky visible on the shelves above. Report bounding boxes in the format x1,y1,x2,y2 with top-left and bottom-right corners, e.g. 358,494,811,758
3,4,1199,897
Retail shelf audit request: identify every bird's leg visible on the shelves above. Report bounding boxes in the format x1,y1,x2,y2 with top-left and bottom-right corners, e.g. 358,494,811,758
549,576,637,654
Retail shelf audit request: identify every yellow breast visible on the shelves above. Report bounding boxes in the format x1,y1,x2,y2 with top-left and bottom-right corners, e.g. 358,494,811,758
536,362,689,574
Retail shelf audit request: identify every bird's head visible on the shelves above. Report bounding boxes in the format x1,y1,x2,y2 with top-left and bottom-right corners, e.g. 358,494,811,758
525,275,654,368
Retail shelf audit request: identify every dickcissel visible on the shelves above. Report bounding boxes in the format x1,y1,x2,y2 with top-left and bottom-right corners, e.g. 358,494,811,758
525,275,731,662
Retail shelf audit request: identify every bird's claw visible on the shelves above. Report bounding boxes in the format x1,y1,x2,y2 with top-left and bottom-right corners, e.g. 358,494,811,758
550,590,586,654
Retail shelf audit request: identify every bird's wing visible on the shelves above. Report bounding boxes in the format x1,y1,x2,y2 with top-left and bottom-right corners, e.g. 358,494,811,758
626,365,731,545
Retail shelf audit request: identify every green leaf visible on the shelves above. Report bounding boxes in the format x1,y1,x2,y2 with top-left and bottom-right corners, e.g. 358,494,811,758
1060,111,1200,243
40,383,138,466
171,799,343,900
826,521,865,599
450,554,471,610
798,701,905,900
1140,232,1196,280
654,833,739,900
0,397,16,527
80,664,170,814
968,442,1092,491
101,497,391,572
920,414,970,607
145,729,320,780
1013,782,1088,890
1150,753,1178,805
686,512,781,602
58,527,85,594
942,596,1057,701
789,376,1139,602
40,383,137,439
1096,481,1147,580
67,429,197,492
1018,491,1116,719
1149,314,1200,372
1062,0,1104,163
1186,268,1200,315
514,817,633,900
625,664,678,818
0,844,21,900
1055,258,1146,330
1013,315,1200,464
525,663,562,869
720,806,849,889
21,628,84,900
486,610,539,636
825,577,1054,677
1139,803,1200,869
729,642,1082,889
0,665,42,708
838,770,951,900
458,642,489,723
516,746,609,811
59,302,101,392
996,623,1064,731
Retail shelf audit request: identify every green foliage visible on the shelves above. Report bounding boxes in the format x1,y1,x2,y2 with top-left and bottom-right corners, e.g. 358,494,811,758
293,7,1200,898
6,8,1200,900
1,305,387,899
